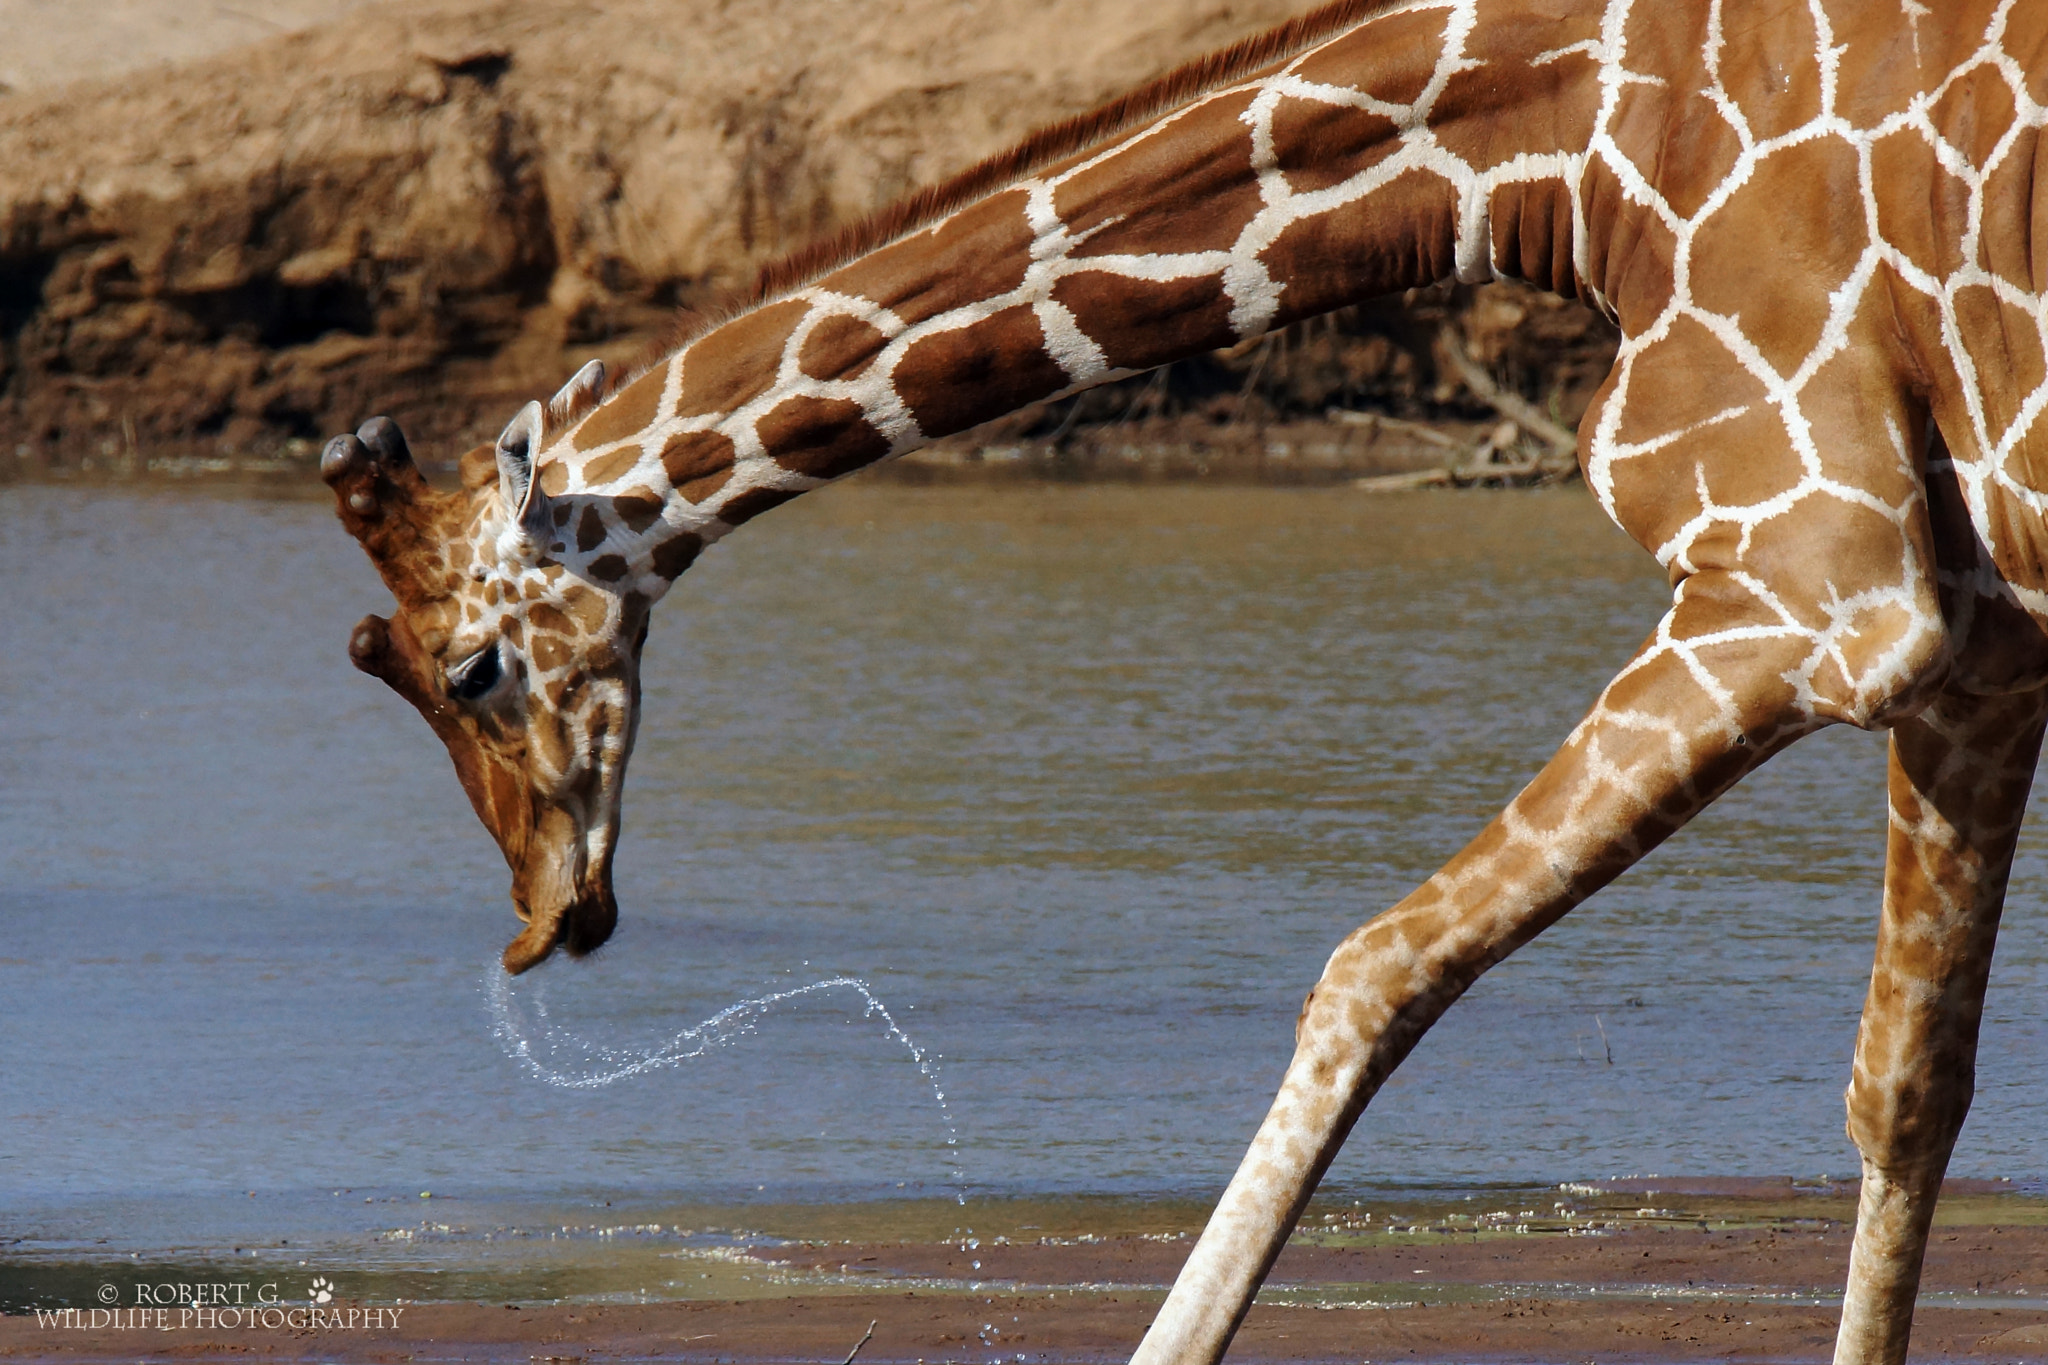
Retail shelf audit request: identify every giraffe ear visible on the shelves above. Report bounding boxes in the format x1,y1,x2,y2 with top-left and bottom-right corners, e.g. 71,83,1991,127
495,400,546,518
494,400,551,552
547,359,606,426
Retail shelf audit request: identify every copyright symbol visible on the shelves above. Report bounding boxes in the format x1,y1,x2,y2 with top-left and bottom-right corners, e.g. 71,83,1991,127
96,1285,118,1304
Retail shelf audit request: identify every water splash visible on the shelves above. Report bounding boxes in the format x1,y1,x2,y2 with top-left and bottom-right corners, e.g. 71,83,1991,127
484,968,965,1202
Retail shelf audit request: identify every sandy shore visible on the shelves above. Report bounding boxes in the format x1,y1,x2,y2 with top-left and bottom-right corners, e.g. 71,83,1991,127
8,1217,2046,1362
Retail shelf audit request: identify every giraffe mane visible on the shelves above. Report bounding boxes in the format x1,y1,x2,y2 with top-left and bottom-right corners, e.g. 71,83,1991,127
557,0,1402,426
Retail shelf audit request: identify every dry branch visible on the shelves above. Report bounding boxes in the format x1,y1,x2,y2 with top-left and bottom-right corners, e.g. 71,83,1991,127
1436,325,1580,458
841,1319,878,1365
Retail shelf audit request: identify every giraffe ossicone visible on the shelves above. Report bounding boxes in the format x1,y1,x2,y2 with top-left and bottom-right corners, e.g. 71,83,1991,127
325,1,2048,1360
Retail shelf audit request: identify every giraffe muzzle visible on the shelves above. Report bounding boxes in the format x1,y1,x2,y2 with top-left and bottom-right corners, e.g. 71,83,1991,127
502,888,618,974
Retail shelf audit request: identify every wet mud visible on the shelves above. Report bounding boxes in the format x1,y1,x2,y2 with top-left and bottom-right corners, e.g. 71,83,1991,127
8,1186,2046,1362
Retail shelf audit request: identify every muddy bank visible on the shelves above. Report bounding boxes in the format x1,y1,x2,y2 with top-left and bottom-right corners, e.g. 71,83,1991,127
8,1186,2045,1363
8,1295,2046,1364
9,1220,2048,1365
0,0,1617,475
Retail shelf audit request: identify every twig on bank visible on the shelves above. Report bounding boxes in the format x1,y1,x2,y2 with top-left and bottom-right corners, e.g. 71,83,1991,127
1353,467,1455,491
1326,406,1462,447
841,1319,878,1365
1436,324,1580,458
1351,443,1561,492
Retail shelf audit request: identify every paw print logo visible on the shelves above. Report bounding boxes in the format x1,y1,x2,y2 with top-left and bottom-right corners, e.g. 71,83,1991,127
309,1277,334,1305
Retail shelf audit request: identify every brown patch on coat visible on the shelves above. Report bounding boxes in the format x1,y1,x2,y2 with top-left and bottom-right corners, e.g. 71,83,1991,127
1292,6,1441,107
893,306,1072,439
1577,157,1677,329
588,554,628,582
611,492,666,534
676,299,809,418
1050,272,1234,372
677,466,734,506
1267,96,1399,196
1713,1,1824,144
1741,494,1919,636
559,585,611,634
538,460,571,497
1058,89,1266,259
1691,136,1867,377
1601,79,1745,222
650,532,704,579
582,446,643,488
1487,180,1577,295
575,370,665,450
1610,315,1772,448
458,445,499,492
716,486,805,526
1870,128,1971,282
1928,63,2018,173
798,313,892,380
488,765,522,835
1430,4,1601,172
1794,341,1921,510
662,429,736,489
576,505,608,554
1616,1,1704,115
827,190,1036,328
1832,12,1939,126
1956,285,2048,445
759,395,894,481
532,634,572,674
2006,1,2048,108
528,601,575,637
1258,168,1458,323
1977,136,2045,293
1601,404,1792,564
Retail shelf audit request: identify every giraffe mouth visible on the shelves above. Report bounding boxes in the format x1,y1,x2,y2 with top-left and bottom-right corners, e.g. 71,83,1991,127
502,881,618,974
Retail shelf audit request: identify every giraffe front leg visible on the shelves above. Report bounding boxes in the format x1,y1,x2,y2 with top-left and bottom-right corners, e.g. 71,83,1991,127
1134,556,1945,1363
1834,687,2047,1365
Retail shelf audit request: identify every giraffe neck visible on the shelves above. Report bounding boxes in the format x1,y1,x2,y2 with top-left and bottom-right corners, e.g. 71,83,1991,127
542,0,1611,595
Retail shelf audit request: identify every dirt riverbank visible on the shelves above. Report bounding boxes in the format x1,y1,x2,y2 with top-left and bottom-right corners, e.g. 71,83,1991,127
0,0,1616,477
7,1185,2045,1363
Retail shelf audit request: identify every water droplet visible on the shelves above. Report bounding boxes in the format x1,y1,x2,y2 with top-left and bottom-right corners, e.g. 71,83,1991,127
484,966,968,1199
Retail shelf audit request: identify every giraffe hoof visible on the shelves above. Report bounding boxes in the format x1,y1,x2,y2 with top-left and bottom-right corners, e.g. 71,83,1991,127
320,433,367,484
356,416,413,468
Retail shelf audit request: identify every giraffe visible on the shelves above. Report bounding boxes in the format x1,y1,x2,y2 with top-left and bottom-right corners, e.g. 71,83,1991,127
320,0,2048,1359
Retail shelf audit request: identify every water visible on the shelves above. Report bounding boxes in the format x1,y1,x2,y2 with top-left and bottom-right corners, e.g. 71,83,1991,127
488,971,966,1198
2,479,2044,1264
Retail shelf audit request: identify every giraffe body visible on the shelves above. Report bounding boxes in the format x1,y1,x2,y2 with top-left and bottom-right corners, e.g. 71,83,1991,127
321,2,2048,1360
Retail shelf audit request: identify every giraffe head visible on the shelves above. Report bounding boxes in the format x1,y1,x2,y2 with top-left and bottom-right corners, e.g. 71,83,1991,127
322,361,675,974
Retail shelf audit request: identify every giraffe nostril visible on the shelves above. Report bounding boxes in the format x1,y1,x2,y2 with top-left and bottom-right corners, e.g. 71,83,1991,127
321,433,367,485
356,415,414,468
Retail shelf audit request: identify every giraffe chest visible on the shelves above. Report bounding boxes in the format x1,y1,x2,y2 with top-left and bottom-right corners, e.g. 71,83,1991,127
1923,426,2048,696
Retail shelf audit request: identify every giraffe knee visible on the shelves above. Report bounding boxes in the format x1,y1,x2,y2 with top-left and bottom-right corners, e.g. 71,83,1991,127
1787,605,1951,731
1843,1067,1974,1175
1667,537,1950,732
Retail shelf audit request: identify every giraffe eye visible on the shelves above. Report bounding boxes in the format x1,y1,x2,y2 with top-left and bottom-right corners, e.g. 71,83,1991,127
448,645,503,702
